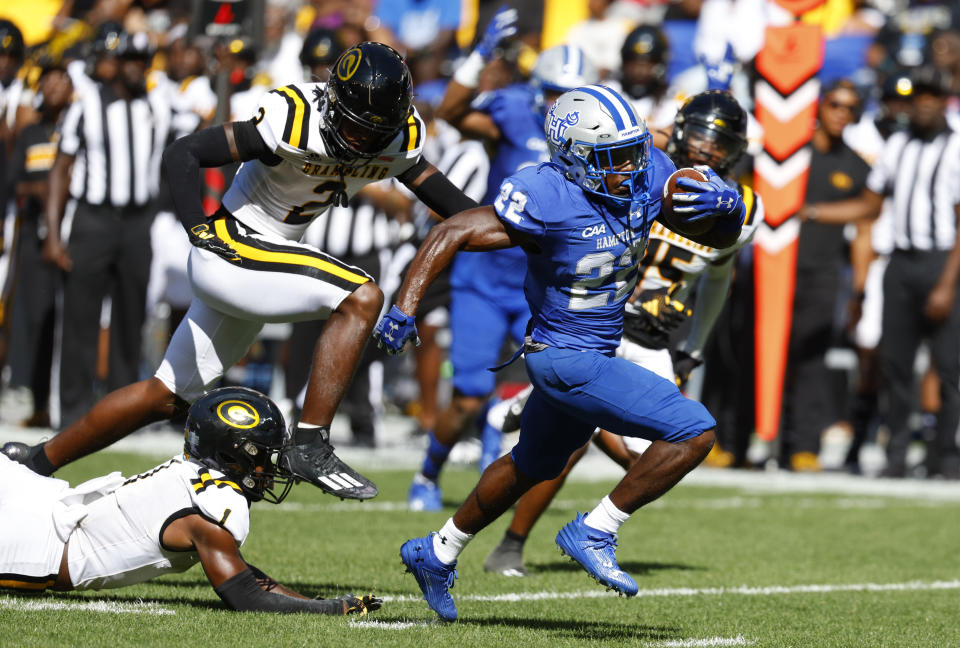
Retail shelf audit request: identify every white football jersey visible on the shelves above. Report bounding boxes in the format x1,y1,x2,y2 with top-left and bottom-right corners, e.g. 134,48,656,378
222,81,425,242
67,456,250,590
638,184,762,302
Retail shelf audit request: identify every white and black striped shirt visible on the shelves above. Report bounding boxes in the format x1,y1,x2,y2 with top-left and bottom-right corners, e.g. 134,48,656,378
58,84,170,208
302,197,392,259
866,128,960,251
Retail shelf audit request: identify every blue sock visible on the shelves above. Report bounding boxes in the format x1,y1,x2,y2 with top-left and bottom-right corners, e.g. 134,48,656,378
479,421,502,472
421,431,453,481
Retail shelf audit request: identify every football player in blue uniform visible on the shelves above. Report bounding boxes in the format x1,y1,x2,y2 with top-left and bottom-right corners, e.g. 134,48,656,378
406,9,599,510
374,84,745,621
482,90,762,579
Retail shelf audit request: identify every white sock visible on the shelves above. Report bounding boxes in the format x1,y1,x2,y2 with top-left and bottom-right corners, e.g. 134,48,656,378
432,518,474,564
583,496,631,535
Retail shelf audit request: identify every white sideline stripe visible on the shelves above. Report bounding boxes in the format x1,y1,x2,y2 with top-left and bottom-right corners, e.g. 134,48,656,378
0,597,175,615
382,579,960,603
348,620,431,630
654,637,753,647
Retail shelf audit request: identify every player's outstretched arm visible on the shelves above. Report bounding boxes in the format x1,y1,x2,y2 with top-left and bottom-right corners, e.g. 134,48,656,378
170,514,380,614
374,206,524,354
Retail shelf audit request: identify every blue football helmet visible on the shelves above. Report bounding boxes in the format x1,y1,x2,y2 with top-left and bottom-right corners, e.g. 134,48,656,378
545,85,652,204
531,44,598,94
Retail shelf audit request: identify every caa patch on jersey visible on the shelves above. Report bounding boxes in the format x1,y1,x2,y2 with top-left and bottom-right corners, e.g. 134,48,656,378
185,464,251,546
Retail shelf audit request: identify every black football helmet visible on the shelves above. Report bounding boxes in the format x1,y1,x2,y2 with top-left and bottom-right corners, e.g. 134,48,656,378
0,19,23,59
667,90,748,177
619,25,668,99
183,387,293,504
321,41,413,162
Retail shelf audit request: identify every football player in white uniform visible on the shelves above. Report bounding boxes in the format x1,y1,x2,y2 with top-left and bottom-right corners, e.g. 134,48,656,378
482,91,763,579
0,387,381,615
2,43,479,499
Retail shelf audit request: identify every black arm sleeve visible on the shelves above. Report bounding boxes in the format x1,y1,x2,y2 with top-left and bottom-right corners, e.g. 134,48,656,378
397,157,478,219
214,569,345,614
160,125,236,232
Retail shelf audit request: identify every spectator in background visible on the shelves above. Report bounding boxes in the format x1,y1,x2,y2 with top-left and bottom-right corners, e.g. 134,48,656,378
661,0,704,82
4,58,73,429
872,0,959,73
376,0,460,84
800,67,960,480
781,80,870,472
606,25,677,146
564,0,634,79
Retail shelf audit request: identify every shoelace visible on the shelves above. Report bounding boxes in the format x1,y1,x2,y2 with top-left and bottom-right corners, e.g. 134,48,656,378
585,532,619,552
445,568,458,589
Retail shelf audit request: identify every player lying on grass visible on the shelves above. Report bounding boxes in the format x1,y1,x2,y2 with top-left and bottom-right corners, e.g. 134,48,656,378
0,386,381,616
372,84,745,620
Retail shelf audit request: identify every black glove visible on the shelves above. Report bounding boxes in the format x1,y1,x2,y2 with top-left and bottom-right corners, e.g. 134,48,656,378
671,349,704,388
341,594,383,615
633,289,691,333
188,223,241,264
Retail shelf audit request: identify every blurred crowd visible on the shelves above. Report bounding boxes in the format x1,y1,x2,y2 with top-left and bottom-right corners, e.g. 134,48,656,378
0,0,959,480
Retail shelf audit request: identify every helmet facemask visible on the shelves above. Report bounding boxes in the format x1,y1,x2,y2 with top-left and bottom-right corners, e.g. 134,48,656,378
215,439,294,504
321,84,409,164
561,132,653,203
669,120,745,177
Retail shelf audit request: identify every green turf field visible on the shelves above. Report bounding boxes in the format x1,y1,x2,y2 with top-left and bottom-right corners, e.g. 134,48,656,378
2,450,958,648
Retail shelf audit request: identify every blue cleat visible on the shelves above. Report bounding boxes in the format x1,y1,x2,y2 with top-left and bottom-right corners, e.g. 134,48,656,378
400,534,459,621
408,479,443,511
555,512,638,596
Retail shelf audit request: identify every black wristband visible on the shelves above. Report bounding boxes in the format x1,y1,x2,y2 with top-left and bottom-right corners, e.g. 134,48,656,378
214,569,344,614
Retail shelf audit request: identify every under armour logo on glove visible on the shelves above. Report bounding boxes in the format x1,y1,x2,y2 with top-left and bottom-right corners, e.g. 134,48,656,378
373,305,420,355
671,166,743,221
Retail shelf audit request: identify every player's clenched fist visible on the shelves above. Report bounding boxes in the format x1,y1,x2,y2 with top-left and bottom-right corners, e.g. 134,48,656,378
373,305,420,355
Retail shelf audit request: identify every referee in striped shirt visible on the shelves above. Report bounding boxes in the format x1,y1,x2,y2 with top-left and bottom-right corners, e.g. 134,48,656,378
43,30,170,428
800,67,960,479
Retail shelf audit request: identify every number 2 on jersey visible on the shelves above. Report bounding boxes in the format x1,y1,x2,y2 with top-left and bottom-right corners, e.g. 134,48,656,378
284,180,347,225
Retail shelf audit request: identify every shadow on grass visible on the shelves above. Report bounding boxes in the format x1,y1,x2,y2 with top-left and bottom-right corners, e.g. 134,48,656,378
465,616,681,641
144,577,412,597
529,559,705,576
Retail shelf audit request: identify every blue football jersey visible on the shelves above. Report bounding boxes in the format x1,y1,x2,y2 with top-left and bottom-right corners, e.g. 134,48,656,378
451,84,548,297
493,149,677,354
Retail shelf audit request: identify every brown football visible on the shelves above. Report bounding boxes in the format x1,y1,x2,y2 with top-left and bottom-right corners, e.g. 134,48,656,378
661,167,712,237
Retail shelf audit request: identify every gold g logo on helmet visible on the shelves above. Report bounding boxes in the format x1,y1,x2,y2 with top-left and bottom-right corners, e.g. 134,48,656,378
337,47,363,81
216,400,261,429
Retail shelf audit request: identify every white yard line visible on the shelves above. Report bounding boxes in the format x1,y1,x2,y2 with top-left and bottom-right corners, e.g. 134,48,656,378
348,620,433,629
0,597,175,615
383,579,960,603
652,637,753,647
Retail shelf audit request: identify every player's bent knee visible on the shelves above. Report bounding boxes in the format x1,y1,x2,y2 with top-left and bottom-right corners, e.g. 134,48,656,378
340,281,384,320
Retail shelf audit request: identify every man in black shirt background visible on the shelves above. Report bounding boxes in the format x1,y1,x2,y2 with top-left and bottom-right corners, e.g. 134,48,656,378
782,80,870,471
5,59,74,428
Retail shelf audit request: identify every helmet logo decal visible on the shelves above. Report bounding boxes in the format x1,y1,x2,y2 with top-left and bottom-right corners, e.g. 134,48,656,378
336,47,362,81
216,400,261,429
547,110,579,146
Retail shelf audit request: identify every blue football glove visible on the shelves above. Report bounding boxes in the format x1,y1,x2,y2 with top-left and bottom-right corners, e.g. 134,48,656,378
373,305,420,355
475,6,519,60
702,44,736,91
671,166,743,222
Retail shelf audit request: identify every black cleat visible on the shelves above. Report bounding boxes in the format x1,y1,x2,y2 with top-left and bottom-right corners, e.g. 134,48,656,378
280,427,378,500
